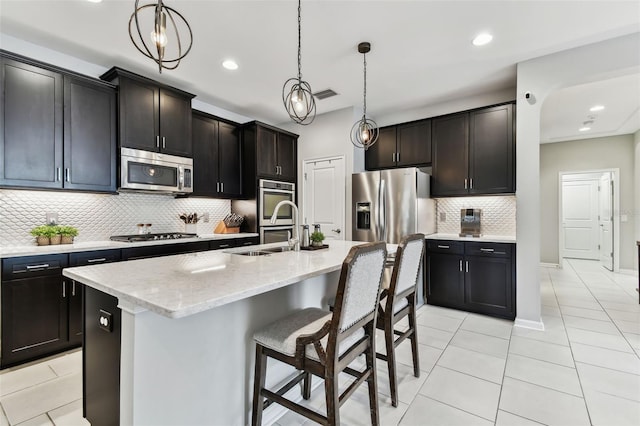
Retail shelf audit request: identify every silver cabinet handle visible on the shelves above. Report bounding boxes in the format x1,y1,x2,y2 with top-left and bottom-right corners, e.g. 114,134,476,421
62,281,66,298
465,261,469,273
162,137,166,149
470,178,473,189
156,136,160,148
216,182,220,192
480,248,494,253
87,258,107,263
392,153,395,162
397,152,400,162
221,182,224,193
218,243,230,248
464,178,468,189
65,168,70,182
459,260,462,272
26,264,50,270
72,281,76,296
56,168,61,182
437,245,450,249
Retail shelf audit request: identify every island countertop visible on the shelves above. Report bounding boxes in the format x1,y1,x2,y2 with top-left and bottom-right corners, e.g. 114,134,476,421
63,240,386,319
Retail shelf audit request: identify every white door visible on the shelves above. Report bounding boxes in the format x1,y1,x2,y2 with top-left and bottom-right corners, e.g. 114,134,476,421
599,173,614,271
561,179,599,260
303,157,345,240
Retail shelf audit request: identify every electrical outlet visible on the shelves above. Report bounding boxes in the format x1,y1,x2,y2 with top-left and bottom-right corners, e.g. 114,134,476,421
202,213,210,223
46,212,58,225
439,212,446,222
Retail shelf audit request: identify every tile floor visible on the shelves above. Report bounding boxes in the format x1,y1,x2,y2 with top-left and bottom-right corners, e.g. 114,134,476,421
1,259,638,425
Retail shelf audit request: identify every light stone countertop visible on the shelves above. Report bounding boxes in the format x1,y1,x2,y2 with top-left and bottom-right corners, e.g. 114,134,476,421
426,233,516,244
0,233,259,259
63,240,394,319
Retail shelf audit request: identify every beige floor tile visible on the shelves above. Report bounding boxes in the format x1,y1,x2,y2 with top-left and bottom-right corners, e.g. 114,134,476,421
1,373,81,425
508,335,574,367
623,332,640,351
275,410,312,426
415,325,454,350
576,362,640,402
1,407,8,426
459,314,513,340
46,351,82,378
566,327,633,352
504,354,582,397
416,311,464,332
601,301,640,313
14,414,53,426
562,315,620,335
614,319,640,335
583,388,640,426
449,329,510,359
376,360,428,405
418,305,468,320
495,410,544,425
419,366,501,421
336,386,409,426
560,306,609,321
46,399,89,426
394,342,443,373
437,345,505,384
0,364,57,397
511,324,569,346
605,309,640,323
541,305,562,317
499,377,590,426
571,343,640,375
400,394,492,426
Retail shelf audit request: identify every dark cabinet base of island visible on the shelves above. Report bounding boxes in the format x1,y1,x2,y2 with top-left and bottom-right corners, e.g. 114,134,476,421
83,286,121,426
426,240,516,320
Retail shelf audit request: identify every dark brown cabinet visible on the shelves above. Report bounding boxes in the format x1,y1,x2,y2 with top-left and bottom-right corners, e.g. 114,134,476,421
0,52,116,192
426,240,515,320
249,123,298,182
192,111,242,198
366,120,432,170
101,67,194,158
209,236,259,250
432,103,514,197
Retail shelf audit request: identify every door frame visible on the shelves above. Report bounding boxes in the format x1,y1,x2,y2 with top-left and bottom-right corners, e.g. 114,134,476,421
301,155,346,239
558,168,620,271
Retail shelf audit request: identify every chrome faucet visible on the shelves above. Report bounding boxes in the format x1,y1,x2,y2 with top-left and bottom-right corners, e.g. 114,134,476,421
270,200,300,251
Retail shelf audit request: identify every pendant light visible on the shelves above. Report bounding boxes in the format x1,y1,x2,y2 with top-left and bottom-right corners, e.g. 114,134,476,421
129,0,193,73
351,42,378,149
282,0,316,125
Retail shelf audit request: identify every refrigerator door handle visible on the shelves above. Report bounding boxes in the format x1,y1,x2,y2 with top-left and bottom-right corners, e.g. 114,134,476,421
380,179,387,241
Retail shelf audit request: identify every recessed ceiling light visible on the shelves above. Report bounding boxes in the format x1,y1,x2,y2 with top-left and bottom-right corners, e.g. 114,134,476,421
579,126,591,132
472,33,493,46
222,60,238,70
589,105,605,112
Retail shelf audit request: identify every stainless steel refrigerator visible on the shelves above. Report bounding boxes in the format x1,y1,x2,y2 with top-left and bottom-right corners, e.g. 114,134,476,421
352,167,436,244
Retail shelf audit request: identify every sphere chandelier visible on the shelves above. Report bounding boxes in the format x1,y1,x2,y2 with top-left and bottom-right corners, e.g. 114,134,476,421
350,42,378,150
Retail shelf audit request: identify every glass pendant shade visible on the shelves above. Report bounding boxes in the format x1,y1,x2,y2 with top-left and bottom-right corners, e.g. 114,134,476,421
129,0,193,73
351,42,379,150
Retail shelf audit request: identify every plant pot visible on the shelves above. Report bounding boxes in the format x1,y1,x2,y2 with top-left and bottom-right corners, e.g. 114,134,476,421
311,240,324,247
49,235,61,245
36,236,50,246
61,236,74,244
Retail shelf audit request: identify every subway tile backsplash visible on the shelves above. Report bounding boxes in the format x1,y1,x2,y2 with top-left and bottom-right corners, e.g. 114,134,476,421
436,196,516,236
0,190,230,247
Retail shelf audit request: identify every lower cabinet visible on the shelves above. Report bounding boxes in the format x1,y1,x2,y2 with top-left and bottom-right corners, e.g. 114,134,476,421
209,236,259,250
426,240,515,320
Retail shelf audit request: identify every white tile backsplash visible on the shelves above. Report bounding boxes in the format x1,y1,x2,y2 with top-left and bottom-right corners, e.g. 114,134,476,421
0,190,230,247
436,196,516,236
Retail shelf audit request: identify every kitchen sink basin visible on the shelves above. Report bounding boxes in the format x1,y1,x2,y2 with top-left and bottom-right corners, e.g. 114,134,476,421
261,246,294,253
233,250,271,256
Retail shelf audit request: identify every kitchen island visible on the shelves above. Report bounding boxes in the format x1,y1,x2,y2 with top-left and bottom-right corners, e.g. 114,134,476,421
62,240,379,425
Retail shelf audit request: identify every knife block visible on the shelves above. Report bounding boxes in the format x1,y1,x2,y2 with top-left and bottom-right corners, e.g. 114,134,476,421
214,221,240,234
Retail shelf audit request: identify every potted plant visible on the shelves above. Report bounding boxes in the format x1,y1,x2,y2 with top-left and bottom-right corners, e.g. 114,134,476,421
30,225,56,246
49,226,61,245
309,231,325,247
57,225,79,244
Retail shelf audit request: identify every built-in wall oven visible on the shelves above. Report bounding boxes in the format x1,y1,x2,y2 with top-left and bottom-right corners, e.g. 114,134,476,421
260,225,295,244
259,179,295,226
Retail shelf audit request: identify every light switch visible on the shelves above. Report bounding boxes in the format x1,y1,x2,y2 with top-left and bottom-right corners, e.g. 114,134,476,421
439,212,446,222
99,309,113,332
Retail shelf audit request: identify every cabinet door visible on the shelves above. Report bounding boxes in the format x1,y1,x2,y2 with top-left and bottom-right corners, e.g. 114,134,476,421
68,280,84,346
464,255,514,319
426,252,464,308
256,127,278,178
397,120,431,167
277,132,297,182
0,58,63,189
1,276,67,367
192,114,218,196
63,77,117,192
432,113,468,196
469,104,514,194
119,77,159,152
159,88,192,157
365,126,396,170
218,121,242,196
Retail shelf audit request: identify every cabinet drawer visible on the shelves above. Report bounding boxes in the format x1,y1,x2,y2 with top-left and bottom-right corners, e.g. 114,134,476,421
465,242,513,258
2,254,68,281
69,249,121,266
210,237,259,250
427,240,464,255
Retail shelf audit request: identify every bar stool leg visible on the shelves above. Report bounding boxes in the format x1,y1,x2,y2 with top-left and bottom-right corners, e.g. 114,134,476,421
302,371,312,400
324,373,340,425
408,299,420,377
252,345,267,426
365,330,380,426
385,318,399,408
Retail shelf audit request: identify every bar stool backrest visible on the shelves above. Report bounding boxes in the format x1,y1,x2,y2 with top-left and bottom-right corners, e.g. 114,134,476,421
392,235,425,297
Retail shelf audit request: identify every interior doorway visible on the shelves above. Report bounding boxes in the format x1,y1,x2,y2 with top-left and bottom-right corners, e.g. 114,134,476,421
559,169,619,271
302,156,346,241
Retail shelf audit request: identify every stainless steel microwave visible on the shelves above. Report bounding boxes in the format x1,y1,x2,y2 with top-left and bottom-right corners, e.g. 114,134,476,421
120,147,193,194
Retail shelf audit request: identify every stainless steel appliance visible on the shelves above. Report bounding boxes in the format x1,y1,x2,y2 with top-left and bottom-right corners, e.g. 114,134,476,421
120,147,193,194
110,232,196,242
259,179,295,226
460,208,482,237
352,167,435,244
260,225,294,244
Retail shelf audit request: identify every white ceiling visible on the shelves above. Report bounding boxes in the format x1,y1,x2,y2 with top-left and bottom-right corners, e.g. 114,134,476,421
1,0,639,141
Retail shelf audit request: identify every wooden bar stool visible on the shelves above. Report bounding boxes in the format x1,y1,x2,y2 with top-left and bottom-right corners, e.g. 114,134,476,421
251,242,387,425
376,234,425,407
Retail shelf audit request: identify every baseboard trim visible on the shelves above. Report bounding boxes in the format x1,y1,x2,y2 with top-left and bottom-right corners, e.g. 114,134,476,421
514,317,545,331
540,262,560,268
618,268,637,276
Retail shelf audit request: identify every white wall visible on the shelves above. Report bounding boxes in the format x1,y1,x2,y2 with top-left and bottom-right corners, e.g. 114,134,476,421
540,135,635,269
635,129,640,271
516,32,640,328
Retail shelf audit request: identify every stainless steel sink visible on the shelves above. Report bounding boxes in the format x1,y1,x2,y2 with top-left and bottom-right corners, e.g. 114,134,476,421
261,246,294,253
232,246,294,256
233,250,271,256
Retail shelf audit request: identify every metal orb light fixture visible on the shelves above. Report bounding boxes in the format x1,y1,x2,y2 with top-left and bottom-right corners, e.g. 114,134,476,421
128,0,193,73
351,42,378,150
282,0,316,125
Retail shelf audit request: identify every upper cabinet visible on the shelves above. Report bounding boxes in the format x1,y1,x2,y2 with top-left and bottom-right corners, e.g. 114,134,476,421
192,111,242,198
246,122,298,182
100,67,194,158
432,103,515,197
365,119,432,170
0,52,116,192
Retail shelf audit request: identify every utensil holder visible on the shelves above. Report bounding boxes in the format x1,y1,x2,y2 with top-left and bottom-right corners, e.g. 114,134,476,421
185,223,198,234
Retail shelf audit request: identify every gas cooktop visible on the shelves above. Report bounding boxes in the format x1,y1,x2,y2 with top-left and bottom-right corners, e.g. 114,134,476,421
110,233,197,243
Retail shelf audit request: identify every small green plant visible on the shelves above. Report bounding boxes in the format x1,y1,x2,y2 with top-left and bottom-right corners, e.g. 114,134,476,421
30,225,57,238
309,231,325,243
57,225,79,237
